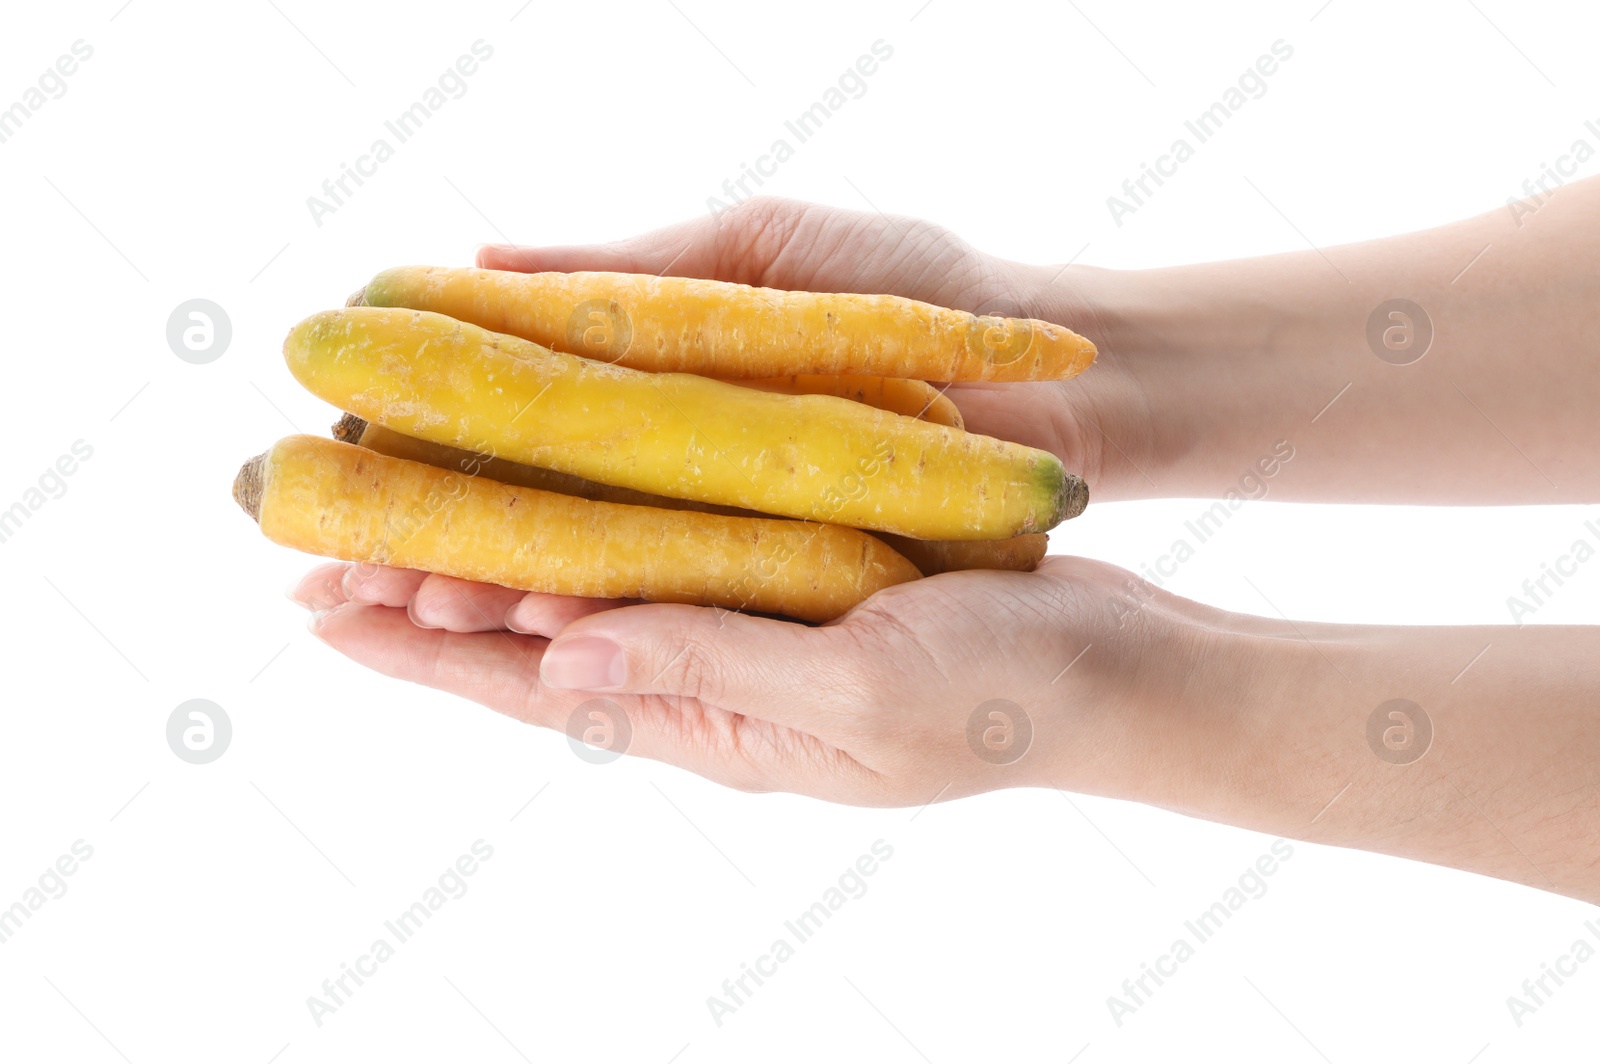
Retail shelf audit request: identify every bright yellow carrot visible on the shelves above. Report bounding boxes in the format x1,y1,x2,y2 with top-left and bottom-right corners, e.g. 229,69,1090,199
336,415,1049,574
734,374,963,428
285,308,1084,540
332,414,749,517
357,266,1096,382
234,436,920,622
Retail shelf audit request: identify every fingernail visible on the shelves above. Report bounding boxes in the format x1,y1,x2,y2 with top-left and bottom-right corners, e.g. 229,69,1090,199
287,573,340,611
541,636,625,690
308,608,330,633
504,599,545,636
406,599,442,630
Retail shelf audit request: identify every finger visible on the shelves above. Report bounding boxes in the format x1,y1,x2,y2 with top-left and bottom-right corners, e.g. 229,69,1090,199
308,604,804,791
407,572,527,632
311,602,548,713
340,564,429,608
538,603,842,730
476,198,821,282
505,592,635,639
289,563,351,611
476,202,768,280
938,381,1075,457
477,223,725,277
477,197,997,312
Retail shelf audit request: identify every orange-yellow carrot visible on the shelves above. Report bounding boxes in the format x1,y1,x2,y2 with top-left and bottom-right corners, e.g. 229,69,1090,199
734,374,963,428
357,266,1096,382
285,308,1084,540
877,533,1048,576
234,436,920,622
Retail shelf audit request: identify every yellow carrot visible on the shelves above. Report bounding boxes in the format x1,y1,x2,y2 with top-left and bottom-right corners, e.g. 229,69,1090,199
234,436,920,623
357,266,1096,382
336,414,1049,574
285,308,1084,540
332,414,749,517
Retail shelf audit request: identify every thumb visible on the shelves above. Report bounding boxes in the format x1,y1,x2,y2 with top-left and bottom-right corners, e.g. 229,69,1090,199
538,603,838,731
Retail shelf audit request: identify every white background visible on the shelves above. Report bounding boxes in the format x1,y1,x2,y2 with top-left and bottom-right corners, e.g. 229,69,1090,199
2,0,1597,1060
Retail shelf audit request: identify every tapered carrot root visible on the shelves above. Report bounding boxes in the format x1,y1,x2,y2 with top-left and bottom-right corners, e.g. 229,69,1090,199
335,415,1050,574
286,308,1083,540
356,266,1097,383
734,375,963,428
235,436,920,622
876,533,1048,576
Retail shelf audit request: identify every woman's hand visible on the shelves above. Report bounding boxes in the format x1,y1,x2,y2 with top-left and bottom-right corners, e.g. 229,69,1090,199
292,556,1236,808
293,553,1600,902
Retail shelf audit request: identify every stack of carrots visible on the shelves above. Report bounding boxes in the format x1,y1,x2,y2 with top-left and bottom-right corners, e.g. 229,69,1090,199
233,267,1096,622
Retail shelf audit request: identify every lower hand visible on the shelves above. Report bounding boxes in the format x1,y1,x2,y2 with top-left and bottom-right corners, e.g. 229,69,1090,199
291,555,1222,807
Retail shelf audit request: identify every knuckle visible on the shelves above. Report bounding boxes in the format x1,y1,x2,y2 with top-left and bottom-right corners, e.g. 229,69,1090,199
653,632,730,706
717,196,809,282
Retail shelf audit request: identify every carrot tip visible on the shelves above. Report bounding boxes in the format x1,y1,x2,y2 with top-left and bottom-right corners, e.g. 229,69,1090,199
233,452,268,522
1059,472,1090,522
331,412,368,444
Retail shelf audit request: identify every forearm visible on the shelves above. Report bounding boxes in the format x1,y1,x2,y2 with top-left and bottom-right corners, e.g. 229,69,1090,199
1136,617,1600,902
1055,176,1600,503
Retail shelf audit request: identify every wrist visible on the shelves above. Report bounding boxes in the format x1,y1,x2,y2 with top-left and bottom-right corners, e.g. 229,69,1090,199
1038,259,1349,500
1028,577,1320,817
1076,603,1333,823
